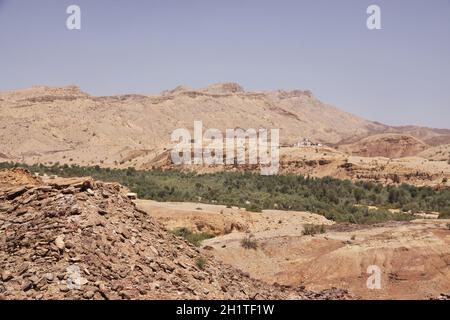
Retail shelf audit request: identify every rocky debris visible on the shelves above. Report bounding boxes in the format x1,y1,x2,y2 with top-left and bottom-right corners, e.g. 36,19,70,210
432,292,450,300
2,271,13,282
4,186,29,200
54,235,65,251
0,168,42,187
46,177,94,191
0,169,353,300
295,287,352,300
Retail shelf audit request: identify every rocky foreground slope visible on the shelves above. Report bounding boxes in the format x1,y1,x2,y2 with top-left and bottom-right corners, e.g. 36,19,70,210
0,168,352,300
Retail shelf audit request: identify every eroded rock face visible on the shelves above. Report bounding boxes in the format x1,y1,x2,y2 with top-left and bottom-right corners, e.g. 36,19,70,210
338,134,429,158
0,169,353,300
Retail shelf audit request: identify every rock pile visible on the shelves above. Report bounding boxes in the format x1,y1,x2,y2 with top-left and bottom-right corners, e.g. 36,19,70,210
432,293,450,300
0,169,353,300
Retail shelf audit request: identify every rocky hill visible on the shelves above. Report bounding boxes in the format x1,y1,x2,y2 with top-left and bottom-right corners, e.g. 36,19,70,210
0,168,352,300
337,134,429,158
418,144,450,161
138,146,450,187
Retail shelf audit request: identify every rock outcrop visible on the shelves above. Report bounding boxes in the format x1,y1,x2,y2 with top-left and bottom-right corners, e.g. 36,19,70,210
338,134,429,158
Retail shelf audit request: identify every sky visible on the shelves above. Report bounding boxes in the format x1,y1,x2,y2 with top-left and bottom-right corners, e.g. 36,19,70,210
0,0,449,128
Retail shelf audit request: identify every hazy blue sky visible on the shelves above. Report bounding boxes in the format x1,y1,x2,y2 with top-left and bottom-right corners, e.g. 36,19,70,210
0,0,449,128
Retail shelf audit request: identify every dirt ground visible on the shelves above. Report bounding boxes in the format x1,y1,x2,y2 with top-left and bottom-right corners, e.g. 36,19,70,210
135,199,333,236
136,200,450,300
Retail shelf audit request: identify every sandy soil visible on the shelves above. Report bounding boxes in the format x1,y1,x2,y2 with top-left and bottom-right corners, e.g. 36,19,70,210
135,199,333,236
136,199,450,300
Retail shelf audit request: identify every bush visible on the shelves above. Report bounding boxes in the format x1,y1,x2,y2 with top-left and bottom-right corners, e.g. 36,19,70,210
302,224,326,236
241,234,258,250
438,208,450,219
246,203,263,212
440,213,450,219
195,257,206,270
170,228,214,247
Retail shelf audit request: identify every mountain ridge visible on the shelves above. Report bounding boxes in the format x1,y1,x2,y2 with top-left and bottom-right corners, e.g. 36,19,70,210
1,83,449,169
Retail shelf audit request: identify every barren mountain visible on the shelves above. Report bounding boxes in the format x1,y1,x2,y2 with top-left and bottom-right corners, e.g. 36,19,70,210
2,84,448,169
0,84,375,166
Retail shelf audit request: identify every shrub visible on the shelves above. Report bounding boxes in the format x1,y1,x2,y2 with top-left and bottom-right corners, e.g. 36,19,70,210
195,257,206,270
241,234,258,250
171,228,214,247
438,208,450,219
302,224,326,236
246,203,263,212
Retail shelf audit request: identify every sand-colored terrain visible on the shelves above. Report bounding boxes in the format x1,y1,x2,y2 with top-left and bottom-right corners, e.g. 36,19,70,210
2,83,450,300
136,199,450,300
205,219,450,300
419,144,450,161
280,147,450,186
338,133,429,158
1,84,449,188
0,84,380,167
143,146,450,187
135,200,333,237
1,84,449,171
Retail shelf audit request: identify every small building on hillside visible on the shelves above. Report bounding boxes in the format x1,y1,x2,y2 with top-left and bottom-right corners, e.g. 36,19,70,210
294,138,323,148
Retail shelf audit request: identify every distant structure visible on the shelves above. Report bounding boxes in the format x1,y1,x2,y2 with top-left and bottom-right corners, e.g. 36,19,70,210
126,192,138,200
294,138,323,148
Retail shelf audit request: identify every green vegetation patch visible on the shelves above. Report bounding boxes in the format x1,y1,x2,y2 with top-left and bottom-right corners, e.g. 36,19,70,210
241,234,258,250
170,227,215,247
302,224,326,236
2,162,449,225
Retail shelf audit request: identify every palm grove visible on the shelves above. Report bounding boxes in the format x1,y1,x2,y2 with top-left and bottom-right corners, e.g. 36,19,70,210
1,162,449,224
